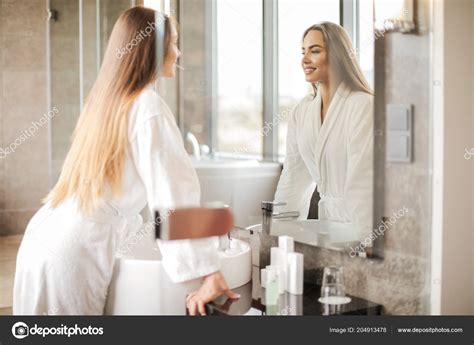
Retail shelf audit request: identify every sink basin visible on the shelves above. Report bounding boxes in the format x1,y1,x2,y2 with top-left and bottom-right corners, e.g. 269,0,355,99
105,233,251,315
218,238,252,290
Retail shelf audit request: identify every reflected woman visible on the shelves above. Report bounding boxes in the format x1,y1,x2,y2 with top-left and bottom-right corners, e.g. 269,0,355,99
274,22,374,241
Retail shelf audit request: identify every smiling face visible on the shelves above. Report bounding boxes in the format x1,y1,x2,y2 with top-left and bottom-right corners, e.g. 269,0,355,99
301,30,329,84
161,23,180,78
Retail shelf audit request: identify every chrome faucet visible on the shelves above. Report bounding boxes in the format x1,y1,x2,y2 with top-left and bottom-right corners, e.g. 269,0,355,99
186,132,201,160
261,201,300,235
186,132,211,160
219,202,301,268
255,201,300,268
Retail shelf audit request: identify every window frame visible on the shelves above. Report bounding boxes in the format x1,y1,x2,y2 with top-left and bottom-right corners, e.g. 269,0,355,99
207,0,364,162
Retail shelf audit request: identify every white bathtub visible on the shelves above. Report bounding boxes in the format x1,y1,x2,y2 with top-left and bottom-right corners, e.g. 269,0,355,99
192,157,282,228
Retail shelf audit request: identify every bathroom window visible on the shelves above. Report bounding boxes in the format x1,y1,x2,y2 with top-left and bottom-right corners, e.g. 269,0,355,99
357,0,375,89
210,0,373,161
277,0,340,159
143,0,171,13
215,0,264,158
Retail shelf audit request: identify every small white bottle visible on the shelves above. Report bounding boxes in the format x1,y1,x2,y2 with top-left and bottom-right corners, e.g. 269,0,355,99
265,267,280,306
270,247,287,292
260,268,267,288
278,235,294,253
286,252,304,295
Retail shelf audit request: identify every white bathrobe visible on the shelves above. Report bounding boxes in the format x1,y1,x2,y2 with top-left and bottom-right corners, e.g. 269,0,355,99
274,81,374,240
13,83,219,315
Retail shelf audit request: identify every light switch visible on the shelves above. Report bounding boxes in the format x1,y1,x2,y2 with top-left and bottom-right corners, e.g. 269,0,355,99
387,105,409,131
386,104,412,162
387,134,409,160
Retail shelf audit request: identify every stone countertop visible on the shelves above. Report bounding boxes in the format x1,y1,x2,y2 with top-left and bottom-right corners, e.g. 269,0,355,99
204,266,383,316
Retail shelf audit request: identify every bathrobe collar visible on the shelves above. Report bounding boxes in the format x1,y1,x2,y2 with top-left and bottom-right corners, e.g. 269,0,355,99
313,81,351,187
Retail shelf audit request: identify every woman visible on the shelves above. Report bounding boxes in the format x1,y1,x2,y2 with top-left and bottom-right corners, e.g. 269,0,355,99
13,7,238,316
274,22,374,242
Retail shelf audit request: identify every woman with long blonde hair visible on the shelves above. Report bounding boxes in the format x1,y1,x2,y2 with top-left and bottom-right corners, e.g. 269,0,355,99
13,6,237,316
274,22,374,243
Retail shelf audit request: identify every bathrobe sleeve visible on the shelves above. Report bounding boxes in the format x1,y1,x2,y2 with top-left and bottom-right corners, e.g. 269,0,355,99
274,104,316,219
132,112,220,283
344,96,374,240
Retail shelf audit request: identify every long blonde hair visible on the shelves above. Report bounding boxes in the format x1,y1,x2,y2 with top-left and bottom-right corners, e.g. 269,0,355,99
45,7,173,214
303,22,373,96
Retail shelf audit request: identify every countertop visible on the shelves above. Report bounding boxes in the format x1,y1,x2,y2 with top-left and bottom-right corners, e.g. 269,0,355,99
204,267,383,316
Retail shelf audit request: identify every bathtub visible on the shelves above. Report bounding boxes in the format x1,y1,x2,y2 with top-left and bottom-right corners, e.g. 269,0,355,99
192,157,282,228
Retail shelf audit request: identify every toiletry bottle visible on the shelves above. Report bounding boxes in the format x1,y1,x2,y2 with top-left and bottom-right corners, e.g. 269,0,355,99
278,235,294,253
260,268,267,288
287,252,304,295
265,266,280,306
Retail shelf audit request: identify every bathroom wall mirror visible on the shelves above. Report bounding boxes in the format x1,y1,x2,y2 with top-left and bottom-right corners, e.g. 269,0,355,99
47,0,382,260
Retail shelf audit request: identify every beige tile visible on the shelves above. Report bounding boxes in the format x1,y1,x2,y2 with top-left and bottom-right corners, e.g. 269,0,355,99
2,34,46,71
50,101,79,166
2,107,50,155
0,1,2,39
1,72,50,214
0,71,4,211
0,235,22,308
2,71,46,109
3,161,49,210
49,0,79,38
50,36,79,72
2,110,50,209
51,70,80,106
0,210,36,236
1,0,45,37
0,158,5,210
0,307,12,315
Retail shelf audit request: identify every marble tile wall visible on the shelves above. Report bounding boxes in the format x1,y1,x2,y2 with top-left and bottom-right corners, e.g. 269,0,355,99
0,0,171,235
49,0,80,181
50,0,130,181
472,0,474,314
0,0,50,235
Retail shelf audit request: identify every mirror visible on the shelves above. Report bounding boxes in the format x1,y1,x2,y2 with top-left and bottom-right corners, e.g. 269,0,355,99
271,0,376,257
47,0,380,258
205,0,378,258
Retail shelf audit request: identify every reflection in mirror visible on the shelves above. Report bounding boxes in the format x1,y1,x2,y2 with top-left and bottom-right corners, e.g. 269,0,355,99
272,6,375,257
47,0,379,258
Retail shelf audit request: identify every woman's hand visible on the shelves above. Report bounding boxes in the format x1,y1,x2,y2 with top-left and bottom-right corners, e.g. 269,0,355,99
186,271,240,316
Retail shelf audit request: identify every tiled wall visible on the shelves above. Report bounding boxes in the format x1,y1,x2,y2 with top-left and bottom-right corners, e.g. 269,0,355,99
0,0,132,235
471,1,474,314
0,0,50,236
50,0,80,181
277,0,433,315
50,0,130,181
